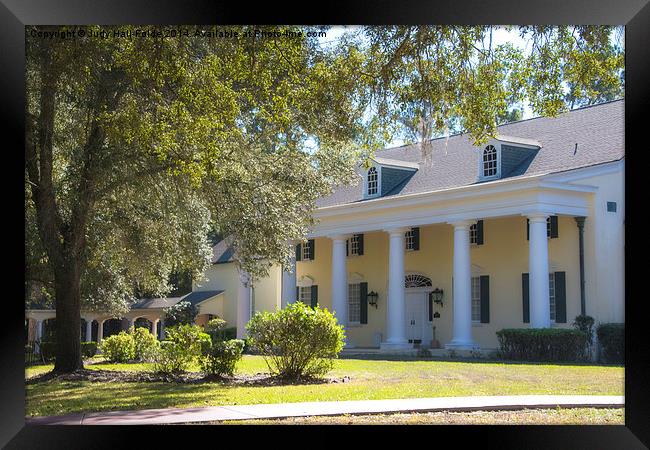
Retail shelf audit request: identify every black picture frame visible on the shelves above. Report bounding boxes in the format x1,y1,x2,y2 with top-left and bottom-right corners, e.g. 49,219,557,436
3,0,648,447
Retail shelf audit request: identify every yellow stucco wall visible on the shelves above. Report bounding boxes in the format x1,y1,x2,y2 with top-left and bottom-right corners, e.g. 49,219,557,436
295,216,585,350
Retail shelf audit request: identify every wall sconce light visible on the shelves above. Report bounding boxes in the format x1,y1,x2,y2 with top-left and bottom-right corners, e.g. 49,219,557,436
430,288,444,307
367,291,379,308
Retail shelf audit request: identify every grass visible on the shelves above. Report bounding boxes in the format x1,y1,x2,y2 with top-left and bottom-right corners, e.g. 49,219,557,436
218,408,624,425
25,355,624,418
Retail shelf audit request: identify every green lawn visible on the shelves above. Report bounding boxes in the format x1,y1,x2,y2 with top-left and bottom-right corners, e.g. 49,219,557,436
26,356,624,418
220,408,625,425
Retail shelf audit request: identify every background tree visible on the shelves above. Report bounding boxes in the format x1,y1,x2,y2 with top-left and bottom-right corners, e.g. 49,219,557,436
25,25,371,372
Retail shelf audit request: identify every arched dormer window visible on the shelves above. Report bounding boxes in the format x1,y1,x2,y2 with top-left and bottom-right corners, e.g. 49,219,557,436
483,145,498,178
367,167,378,196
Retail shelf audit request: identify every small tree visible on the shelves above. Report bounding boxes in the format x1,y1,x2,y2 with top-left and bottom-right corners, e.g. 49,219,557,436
246,302,345,380
129,326,160,362
163,301,197,328
204,317,228,342
152,324,211,374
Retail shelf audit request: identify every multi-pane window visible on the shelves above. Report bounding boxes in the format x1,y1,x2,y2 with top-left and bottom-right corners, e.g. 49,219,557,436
549,273,556,322
546,217,552,237
302,243,311,261
405,229,415,251
470,223,478,244
348,283,361,323
299,286,312,304
471,276,481,322
483,145,498,177
350,234,360,256
367,167,378,196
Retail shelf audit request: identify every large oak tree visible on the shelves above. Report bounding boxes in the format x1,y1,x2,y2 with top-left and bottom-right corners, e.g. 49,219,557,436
25,25,623,373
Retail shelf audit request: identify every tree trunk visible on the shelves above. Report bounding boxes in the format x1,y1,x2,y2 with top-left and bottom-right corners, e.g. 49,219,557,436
53,261,83,373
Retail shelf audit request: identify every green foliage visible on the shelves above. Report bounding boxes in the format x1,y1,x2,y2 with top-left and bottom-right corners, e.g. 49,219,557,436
496,328,589,361
204,317,228,342
100,332,136,363
572,315,595,346
152,324,211,374
81,341,98,359
199,339,245,377
129,326,160,362
596,323,624,364
246,302,345,379
163,301,197,327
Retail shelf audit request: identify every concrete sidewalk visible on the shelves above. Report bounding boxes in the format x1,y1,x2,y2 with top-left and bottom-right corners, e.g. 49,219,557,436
25,395,624,425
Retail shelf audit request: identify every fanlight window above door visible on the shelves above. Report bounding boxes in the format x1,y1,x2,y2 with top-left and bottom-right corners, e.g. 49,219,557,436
404,274,433,288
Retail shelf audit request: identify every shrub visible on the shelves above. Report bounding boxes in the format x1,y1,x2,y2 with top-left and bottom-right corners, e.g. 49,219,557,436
496,328,588,361
204,317,228,342
199,339,244,377
81,341,98,359
596,323,624,364
246,302,345,380
100,331,136,363
129,326,160,362
163,301,197,327
152,324,211,374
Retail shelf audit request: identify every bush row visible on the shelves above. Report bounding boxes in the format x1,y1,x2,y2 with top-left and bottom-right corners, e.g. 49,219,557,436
596,323,624,363
496,328,589,361
31,341,98,362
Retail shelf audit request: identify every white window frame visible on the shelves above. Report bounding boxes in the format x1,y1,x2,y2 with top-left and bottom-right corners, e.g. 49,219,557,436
298,286,312,305
478,143,501,181
405,229,415,251
469,223,478,245
302,242,312,261
471,276,481,323
349,234,360,256
549,273,556,323
348,283,361,325
367,167,379,197
364,165,381,199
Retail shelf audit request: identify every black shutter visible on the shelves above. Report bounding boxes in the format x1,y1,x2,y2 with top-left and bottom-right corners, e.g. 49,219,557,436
480,275,490,323
476,220,484,245
310,285,318,308
308,239,315,260
412,227,420,251
526,219,529,241
295,244,302,262
522,273,530,323
296,287,300,304
549,216,559,239
554,271,567,323
357,234,364,255
360,282,368,324
428,292,433,321
346,239,349,257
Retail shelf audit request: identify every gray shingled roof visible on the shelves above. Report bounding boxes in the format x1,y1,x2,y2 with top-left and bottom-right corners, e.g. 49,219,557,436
131,290,224,310
317,99,624,208
211,238,235,264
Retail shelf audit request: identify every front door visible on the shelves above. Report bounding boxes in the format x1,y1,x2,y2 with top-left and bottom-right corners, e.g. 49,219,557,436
405,292,426,344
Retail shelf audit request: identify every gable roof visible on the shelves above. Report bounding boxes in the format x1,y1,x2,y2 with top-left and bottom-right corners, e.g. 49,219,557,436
211,238,235,264
317,99,624,208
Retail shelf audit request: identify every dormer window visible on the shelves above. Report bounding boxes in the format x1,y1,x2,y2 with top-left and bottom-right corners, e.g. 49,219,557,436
483,145,498,177
367,167,378,196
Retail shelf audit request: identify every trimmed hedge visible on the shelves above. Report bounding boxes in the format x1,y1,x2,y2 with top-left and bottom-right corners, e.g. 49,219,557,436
496,328,588,361
596,323,624,364
199,339,244,377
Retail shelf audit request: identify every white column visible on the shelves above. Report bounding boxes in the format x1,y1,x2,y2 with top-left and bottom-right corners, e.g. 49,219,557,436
152,319,159,339
446,220,478,350
35,319,43,353
330,235,349,334
97,320,104,344
236,270,252,339
528,213,551,328
160,321,166,340
281,247,297,309
380,227,410,351
85,318,93,342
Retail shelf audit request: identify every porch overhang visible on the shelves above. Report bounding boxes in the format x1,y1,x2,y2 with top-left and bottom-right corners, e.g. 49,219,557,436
310,175,595,237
